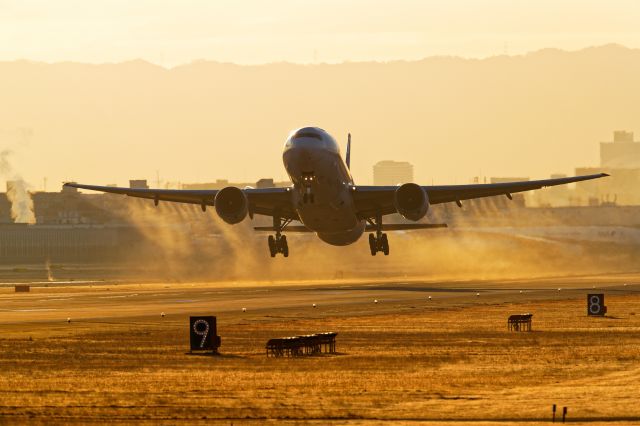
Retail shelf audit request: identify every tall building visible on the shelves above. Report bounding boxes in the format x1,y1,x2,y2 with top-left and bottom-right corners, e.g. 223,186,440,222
600,130,640,168
575,130,640,205
373,161,414,186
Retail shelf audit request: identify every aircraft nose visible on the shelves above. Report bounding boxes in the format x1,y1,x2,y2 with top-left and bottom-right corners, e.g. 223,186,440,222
290,145,313,164
284,141,315,171
290,136,322,150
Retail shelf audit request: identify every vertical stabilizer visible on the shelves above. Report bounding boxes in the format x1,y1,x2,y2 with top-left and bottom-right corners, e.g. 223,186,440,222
346,133,351,169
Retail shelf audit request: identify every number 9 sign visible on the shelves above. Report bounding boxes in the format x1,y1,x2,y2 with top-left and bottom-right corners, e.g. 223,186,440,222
189,316,220,352
587,294,606,316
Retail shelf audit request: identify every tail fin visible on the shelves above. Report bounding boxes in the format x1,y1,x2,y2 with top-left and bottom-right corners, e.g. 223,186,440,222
346,133,351,169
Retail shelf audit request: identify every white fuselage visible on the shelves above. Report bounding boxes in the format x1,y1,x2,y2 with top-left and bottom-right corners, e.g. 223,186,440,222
282,127,366,245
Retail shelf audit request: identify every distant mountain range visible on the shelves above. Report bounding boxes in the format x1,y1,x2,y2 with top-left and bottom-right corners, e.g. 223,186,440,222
1,44,639,188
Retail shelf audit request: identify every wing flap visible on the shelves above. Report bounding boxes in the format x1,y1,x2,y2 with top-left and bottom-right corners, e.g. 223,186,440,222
254,225,312,232
368,223,447,231
254,223,447,233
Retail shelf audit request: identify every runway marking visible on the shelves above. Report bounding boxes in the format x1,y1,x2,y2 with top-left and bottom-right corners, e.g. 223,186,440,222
98,293,139,299
29,280,103,285
38,298,73,302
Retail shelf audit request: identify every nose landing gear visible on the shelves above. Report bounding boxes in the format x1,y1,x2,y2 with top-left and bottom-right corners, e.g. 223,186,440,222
301,172,316,204
367,214,389,256
302,191,315,204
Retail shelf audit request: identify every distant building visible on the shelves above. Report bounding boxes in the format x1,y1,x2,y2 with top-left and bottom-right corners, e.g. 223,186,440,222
181,180,229,190
575,167,640,206
574,131,640,205
490,177,529,184
182,178,290,190
129,180,149,189
0,194,11,223
61,183,79,194
373,161,414,186
600,130,640,168
31,190,120,225
538,173,572,207
256,178,275,189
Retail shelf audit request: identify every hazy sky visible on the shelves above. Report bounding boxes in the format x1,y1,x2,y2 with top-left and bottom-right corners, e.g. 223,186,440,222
2,0,640,65
2,1,640,192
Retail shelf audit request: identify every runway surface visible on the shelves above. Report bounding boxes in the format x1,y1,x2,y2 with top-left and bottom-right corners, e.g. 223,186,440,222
1,273,639,325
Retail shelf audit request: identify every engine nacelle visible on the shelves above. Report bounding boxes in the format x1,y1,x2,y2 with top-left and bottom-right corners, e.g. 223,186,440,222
214,186,248,224
394,183,429,221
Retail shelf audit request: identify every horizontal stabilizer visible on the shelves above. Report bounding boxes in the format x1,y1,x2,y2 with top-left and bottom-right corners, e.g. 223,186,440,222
254,223,447,233
254,226,313,232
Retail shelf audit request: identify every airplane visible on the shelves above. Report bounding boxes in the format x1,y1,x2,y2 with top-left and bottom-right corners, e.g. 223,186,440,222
64,126,608,257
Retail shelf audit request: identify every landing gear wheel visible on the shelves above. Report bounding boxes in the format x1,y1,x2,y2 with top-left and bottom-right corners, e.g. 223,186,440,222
281,235,289,257
268,235,276,257
367,213,390,257
381,233,389,256
368,233,377,256
268,216,293,257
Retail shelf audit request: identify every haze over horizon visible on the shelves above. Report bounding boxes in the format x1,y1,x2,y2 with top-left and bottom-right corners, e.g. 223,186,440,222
2,43,640,191
1,42,637,68
2,1,640,191
3,1,640,65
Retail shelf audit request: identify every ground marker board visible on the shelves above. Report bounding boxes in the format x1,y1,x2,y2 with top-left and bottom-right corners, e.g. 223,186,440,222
587,294,606,316
189,316,220,352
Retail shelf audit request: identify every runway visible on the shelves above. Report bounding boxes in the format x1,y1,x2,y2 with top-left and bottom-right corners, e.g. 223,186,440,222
1,273,639,325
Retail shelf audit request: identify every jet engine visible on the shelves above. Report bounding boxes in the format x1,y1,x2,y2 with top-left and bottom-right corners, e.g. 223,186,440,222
394,183,429,221
214,186,248,224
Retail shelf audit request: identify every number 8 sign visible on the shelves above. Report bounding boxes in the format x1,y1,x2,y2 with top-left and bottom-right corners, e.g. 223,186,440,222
587,294,606,316
189,316,220,352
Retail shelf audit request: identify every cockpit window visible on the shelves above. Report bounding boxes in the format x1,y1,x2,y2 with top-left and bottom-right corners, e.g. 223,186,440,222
292,132,322,141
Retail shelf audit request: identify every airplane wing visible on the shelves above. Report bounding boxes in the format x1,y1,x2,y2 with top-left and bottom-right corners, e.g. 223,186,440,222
352,173,608,219
63,183,299,220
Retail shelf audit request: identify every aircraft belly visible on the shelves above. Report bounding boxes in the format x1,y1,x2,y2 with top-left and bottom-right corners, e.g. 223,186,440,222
297,203,357,233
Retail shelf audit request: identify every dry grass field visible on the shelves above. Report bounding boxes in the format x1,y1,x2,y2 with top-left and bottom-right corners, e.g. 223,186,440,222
1,277,640,425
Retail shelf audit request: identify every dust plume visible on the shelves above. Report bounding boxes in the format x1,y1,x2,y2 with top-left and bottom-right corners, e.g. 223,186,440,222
90,191,640,284
99,197,259,281
0,149,36,224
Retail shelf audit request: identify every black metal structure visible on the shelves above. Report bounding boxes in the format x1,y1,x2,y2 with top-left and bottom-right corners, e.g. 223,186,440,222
507,313,533,331
266,332,337,357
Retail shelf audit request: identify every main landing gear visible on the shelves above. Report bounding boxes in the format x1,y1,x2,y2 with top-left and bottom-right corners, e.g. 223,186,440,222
268,217,290,257
367,214,389,256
